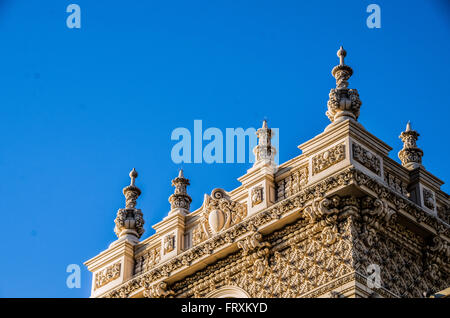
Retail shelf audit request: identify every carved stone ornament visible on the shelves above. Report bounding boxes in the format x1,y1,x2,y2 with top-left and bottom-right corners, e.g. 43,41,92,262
312,144,345,175
277,165,308,201
192,188,247,245
135,247,161,274
352,143,381,175
164,234,175,254
423,188,435,210
114,169,145,239
398,122,424,169
143,281,175,298
95,262,121,290
251,186,264,207
169,169,192,212
326,47,362,124
103,168,450,299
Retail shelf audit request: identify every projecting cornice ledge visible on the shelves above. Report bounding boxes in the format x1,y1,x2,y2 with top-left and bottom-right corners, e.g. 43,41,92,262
101,167,449,298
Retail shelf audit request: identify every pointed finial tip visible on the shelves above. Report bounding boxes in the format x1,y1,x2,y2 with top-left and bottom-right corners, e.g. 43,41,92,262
178,168,184,178
262,119,268,129
406,121,411,132
129,168,138,179
337,46,347,66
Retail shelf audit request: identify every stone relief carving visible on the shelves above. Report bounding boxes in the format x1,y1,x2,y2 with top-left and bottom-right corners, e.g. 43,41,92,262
312,144,345,175
251,187,264,207
192,188,247,246
352,143,381,175
276,165,308,201
423,188,435,210
164,234,175,254
143,281,174,298
437,205,450,225
135,247,161,274
95,262,121,290
384,170,409,197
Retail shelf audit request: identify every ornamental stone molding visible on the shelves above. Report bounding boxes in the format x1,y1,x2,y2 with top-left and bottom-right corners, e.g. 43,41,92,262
352,142,381,176
192,188,247,245
251,186,264,207
312,144,345,175
85,47,450,299
94,262,121,290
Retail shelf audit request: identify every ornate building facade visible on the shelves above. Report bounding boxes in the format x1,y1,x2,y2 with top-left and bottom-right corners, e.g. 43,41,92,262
85,47,450,298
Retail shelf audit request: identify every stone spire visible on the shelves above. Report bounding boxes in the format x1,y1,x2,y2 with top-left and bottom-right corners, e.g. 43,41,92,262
168,169,192,215
113,168,145,243
326,46,362,125
252,120,277,169
398,121,424,169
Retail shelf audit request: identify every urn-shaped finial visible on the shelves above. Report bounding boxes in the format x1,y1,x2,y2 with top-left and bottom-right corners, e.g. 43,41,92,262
253,119,277,169
326,46,362,125
168,169,192,214
398,122,424,170
113,168,145,242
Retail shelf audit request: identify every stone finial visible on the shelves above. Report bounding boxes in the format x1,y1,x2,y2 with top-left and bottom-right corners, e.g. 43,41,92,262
123,168,141,209
114,168,145,242
326,46,362,125
168,169,192,214
398,122,424,170
253,120,277,168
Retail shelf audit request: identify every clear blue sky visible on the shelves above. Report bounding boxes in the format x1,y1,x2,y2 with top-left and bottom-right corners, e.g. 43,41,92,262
0,0,449,297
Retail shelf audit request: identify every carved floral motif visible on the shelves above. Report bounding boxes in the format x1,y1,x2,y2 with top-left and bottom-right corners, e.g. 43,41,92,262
312,144,345,175
277,165,308,201
352,143,381,175
95,262,121,290
135,247,161,275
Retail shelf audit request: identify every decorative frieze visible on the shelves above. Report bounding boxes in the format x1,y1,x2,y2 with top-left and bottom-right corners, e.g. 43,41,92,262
312,144,345,175
135,247,161,275
276,165,308,201
384,170,408,197
95,262,121,290
352,143,381,175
